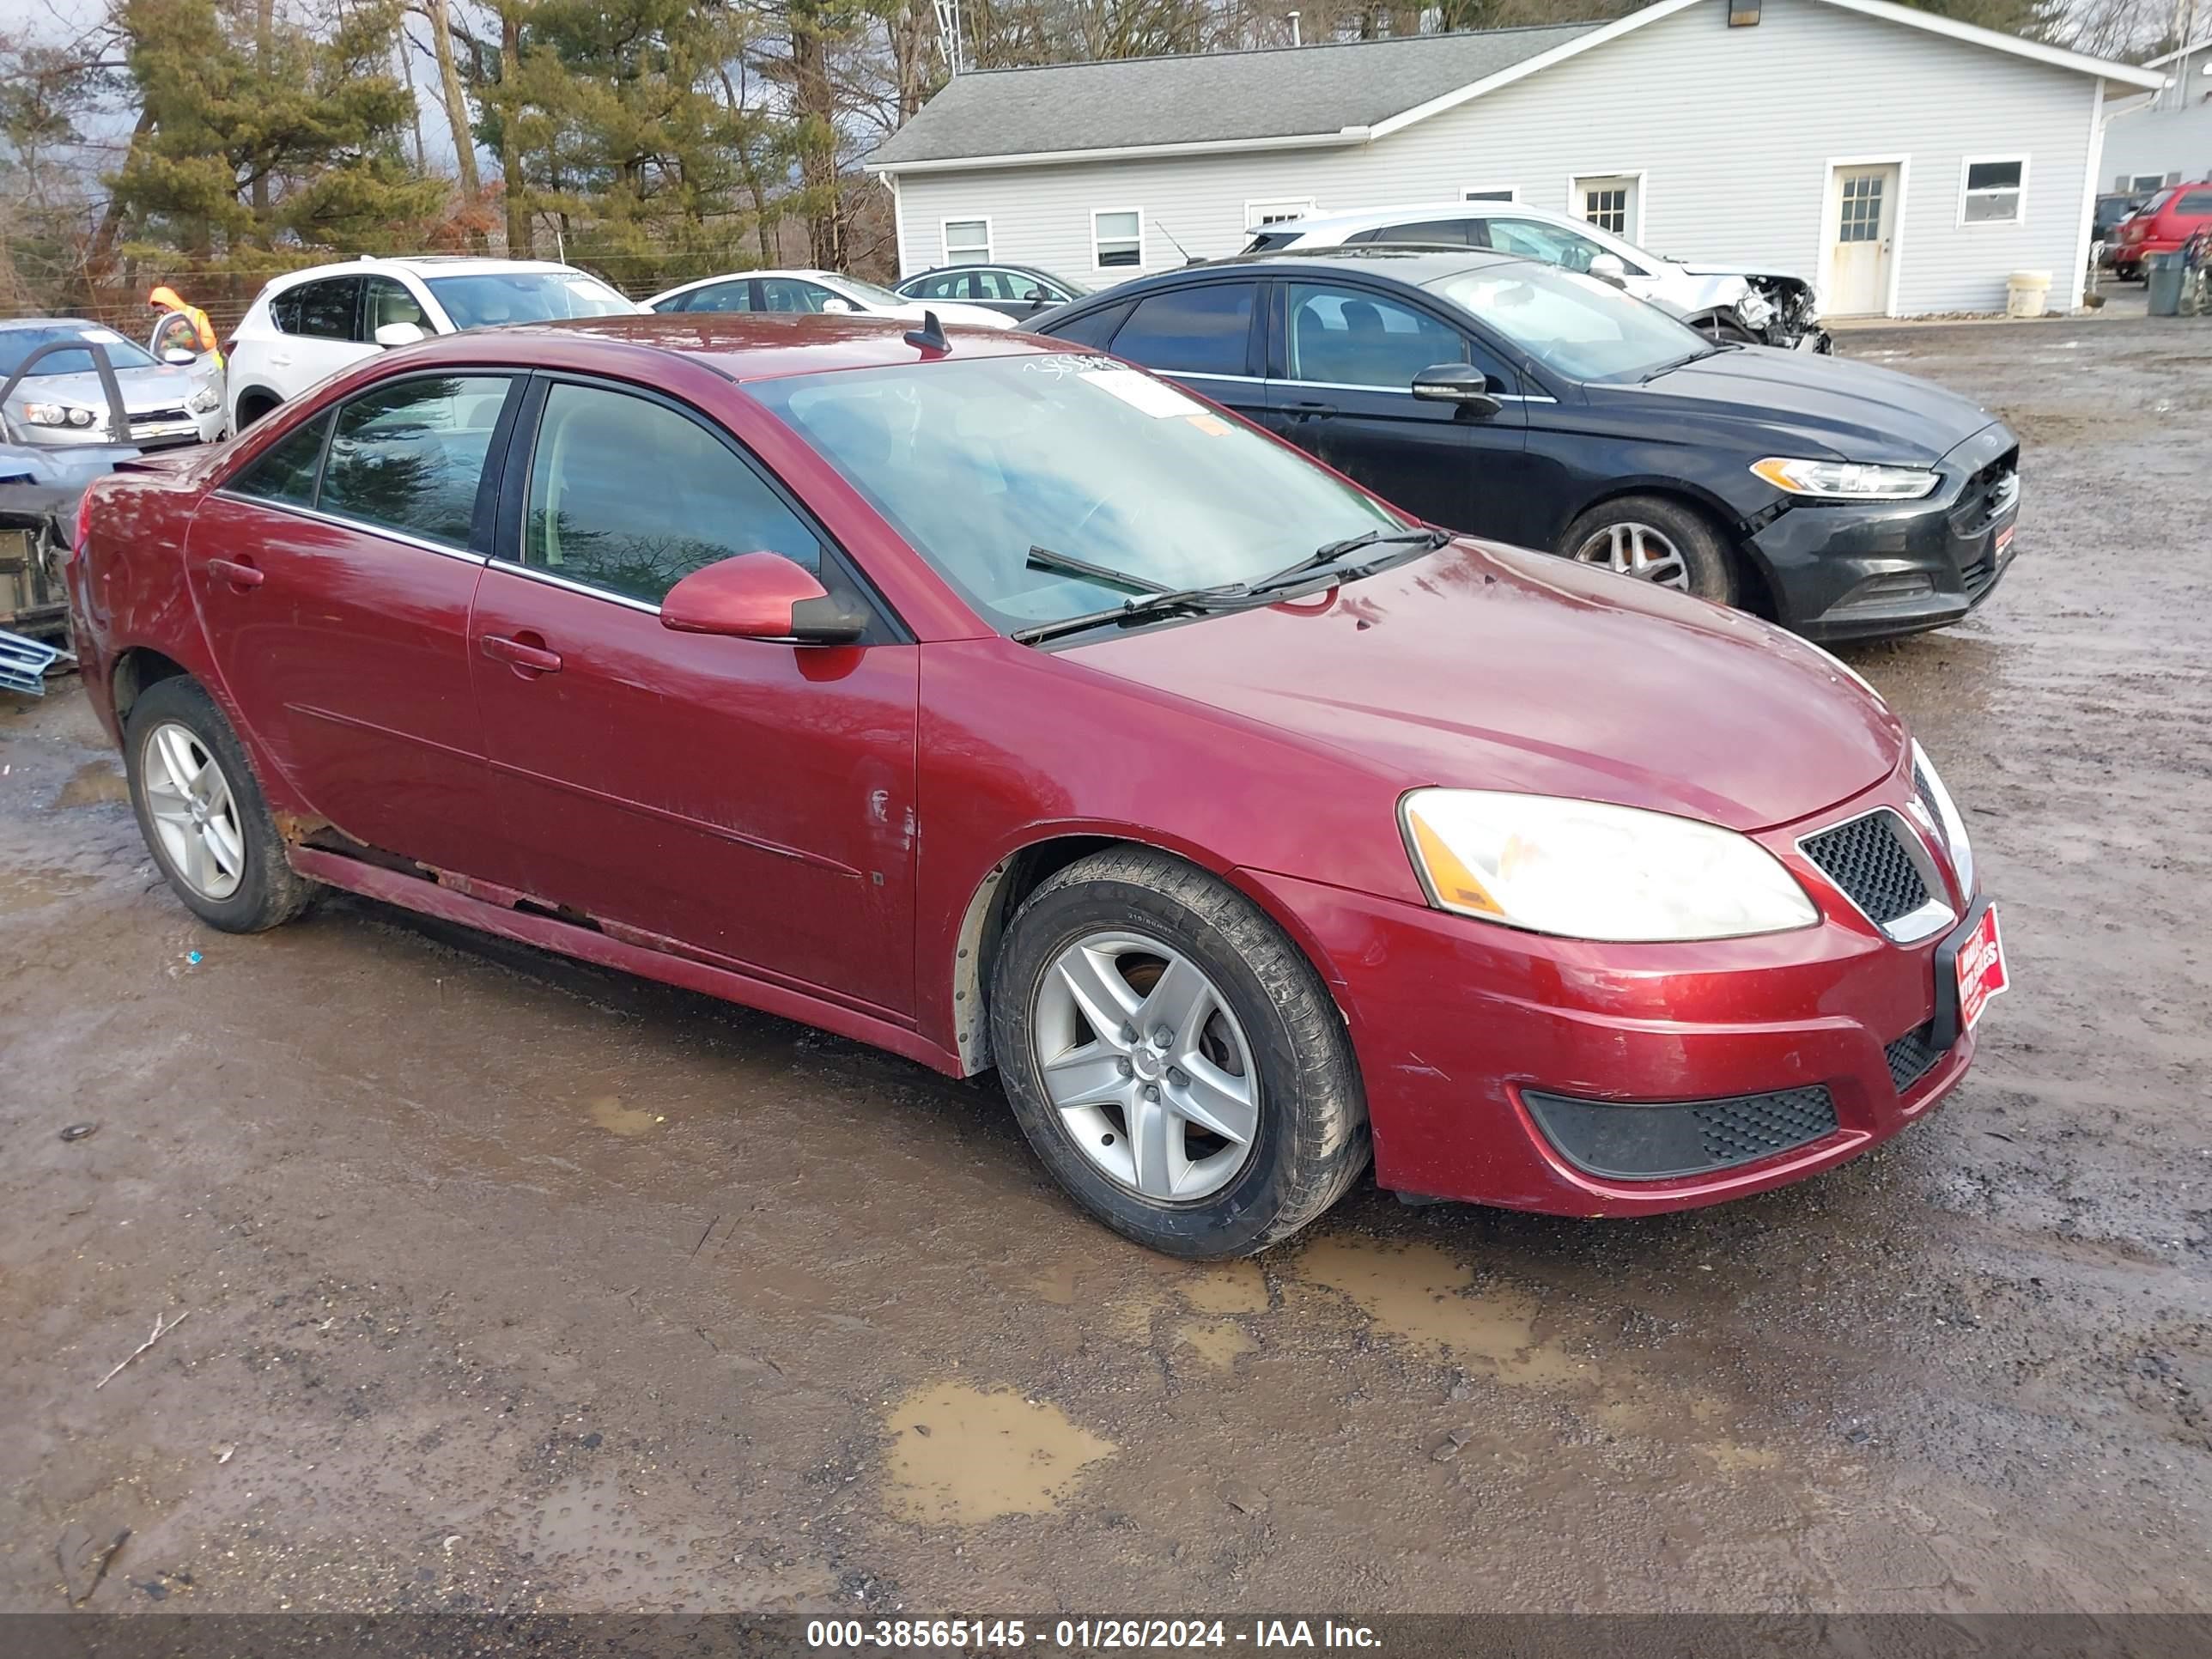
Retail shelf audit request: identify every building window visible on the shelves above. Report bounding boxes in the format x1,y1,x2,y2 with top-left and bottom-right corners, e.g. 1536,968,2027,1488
1092,209,1144,270
1462,186,1518,203
2128,173,2165,192
1960,157,2026,225
1838,174,1885,242
1245,198,1315,231
1572,173,1639,238
942,218,991,263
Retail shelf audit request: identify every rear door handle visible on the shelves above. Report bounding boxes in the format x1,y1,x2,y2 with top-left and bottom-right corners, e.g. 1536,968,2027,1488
480,633,562,675
1285,401,1338,419
205,556,264,590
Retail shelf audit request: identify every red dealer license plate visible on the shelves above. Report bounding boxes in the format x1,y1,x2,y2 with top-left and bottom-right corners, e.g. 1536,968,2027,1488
1955,902,2009,1032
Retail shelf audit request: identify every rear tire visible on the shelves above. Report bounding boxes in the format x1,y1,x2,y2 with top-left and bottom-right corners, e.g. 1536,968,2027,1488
125,676,314,933
990,848,1369,1258
1560,494,1739,605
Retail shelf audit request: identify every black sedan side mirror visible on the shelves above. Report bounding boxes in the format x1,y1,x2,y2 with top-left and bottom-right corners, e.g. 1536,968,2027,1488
1411,364,1503,417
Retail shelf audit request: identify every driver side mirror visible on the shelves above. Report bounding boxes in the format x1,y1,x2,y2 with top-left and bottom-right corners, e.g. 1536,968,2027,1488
820,298,854,314
161,347,198,366
1587,253,1629,288
661,552,866,646
374,321,426,349
1410,363,1503,417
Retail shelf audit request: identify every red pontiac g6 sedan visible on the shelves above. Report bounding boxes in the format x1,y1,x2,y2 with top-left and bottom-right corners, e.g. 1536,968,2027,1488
69,313,2006,1257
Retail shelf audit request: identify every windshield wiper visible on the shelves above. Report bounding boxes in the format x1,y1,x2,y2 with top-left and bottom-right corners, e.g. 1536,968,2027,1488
1024,544,1171,596
1010,582,1261,645
1247,526,1452,593
1012,526,1450,647
1639,345,1721,382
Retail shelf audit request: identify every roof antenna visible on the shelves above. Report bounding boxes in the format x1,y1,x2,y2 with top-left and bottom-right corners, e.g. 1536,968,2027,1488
904,309,951,353
1155,221,1201,266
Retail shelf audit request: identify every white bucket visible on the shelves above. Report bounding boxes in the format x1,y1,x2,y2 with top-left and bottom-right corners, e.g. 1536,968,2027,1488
2006,270,2053,319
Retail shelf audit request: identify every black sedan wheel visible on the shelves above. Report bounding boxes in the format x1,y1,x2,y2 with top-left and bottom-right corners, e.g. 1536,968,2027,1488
1561,495,1737,605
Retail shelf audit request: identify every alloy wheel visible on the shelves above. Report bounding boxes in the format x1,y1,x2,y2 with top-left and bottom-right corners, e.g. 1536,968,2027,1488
143,720,246,900
1571,521,1692,589
1032,931,1260,1202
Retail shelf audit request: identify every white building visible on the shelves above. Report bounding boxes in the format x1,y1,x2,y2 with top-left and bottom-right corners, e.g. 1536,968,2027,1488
867,0,2166,317
2102,34,2212,191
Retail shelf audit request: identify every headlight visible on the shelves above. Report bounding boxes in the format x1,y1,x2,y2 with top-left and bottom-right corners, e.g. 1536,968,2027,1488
185,385,221,414
1400,789,1819,942
1751,457,1939,499
1909,741,1974,895
22,401,97,428
1736,292,1776,329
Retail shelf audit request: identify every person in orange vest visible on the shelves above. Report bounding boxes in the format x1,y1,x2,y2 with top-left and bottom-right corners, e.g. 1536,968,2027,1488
148,285,223,369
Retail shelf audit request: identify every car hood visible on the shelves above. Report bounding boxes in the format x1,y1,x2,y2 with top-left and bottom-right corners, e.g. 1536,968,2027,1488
1620,346,2000,465
1064,541,1905,833
7,362,211,414
1676,260,1812,286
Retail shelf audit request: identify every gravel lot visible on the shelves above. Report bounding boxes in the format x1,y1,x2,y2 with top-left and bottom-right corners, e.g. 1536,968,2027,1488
3,313,2208,1620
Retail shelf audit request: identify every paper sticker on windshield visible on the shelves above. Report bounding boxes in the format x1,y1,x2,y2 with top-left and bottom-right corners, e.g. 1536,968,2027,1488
1080,368,1202,418
80,327,127,345
1186,413,1231,437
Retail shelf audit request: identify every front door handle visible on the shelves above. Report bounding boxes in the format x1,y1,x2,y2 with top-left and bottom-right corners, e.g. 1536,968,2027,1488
480,633,562,676
205,556,264,591
1285,401,1338,420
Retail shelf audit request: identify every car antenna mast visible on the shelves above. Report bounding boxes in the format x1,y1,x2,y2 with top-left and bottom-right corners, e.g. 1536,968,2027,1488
1156,221,1200,266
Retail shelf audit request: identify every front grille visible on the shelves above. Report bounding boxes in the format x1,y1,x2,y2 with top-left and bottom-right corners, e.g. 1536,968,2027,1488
130,406,191,428
1801,811,1929,926
1885,1023,1945,1093
1524,1085,1840,1181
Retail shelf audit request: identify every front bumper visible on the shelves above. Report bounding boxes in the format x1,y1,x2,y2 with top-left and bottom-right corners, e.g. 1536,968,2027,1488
1747,423,2020,643
10,418,208,453
1238,771,1978,1215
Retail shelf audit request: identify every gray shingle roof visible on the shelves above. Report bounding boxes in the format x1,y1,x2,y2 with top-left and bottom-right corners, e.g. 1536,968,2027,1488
868,24,1601,168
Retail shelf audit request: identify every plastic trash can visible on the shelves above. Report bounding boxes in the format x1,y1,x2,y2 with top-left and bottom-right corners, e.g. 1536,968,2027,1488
2005,270,2052,318
2146,252,2185,316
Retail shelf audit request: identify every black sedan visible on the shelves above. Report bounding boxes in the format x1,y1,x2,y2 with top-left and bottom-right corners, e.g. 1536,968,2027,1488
895,262,1090,321
1031,249,2019,641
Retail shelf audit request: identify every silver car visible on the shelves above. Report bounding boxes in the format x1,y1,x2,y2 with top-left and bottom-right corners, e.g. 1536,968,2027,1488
0,319,223,452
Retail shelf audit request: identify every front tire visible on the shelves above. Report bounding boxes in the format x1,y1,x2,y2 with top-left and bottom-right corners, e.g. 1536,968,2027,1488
990,848,1369,1258
125,676,314,933
1560,494,1739,605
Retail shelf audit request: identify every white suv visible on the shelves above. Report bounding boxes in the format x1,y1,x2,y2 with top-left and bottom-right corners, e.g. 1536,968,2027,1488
225,256,642,431
1246,203,1828,351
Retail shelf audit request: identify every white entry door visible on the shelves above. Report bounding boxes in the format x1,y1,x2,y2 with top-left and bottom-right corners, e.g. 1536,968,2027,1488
1829,165,1899,315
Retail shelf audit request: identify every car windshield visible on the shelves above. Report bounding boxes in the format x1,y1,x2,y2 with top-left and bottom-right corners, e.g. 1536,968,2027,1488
424,271,635,330
1430,264,1713,382
750,352,1404,635
828,276,915,308
0,323,161,379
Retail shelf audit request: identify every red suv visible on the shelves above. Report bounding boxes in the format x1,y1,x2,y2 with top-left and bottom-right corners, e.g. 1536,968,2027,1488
2112,182,2212,281
69,316,2005,1256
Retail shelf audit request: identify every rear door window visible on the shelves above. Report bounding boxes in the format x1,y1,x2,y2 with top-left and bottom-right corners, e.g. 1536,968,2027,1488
678,280,757,313
319,374,515,550
293,277,365,342
1047,301,1134,350
1106,284,1256,378
2177,191,2212,216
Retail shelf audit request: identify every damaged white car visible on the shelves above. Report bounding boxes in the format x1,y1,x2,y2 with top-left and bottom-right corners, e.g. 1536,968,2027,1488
1244,202,1830,352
